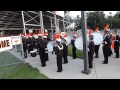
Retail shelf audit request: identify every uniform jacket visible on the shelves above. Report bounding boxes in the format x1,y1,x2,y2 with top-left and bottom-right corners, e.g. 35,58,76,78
61,40,68,55
114,34,120,47
103,34,111,47
88,40,95,55
71,39,76,50
44,39,49,53
37,38,45,54
55,43,63,56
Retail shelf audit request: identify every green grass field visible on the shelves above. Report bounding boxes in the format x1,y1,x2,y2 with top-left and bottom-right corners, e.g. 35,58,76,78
0,52,48,79
0,63,48,79
68,45,83,59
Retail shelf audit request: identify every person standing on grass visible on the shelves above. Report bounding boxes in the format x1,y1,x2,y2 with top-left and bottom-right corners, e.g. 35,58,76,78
113,30,120,58
71,31,77,59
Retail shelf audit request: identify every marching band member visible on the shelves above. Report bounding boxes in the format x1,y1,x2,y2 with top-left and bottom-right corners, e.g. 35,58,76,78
94,27,100,58
71,31,77,59
27,33,34,54
88,32,95,68
108,28,113,57
45,29,51,41
102,26,111,64
43,33,49,61
35,34,39,50
33,33,38,49
89,29,93,35
22,34,27,58
45,29,48,35
52,32,57,54
55,34,63,72
26,34,30,54
37,31,46,67
113,30,120,58
62,34,69,64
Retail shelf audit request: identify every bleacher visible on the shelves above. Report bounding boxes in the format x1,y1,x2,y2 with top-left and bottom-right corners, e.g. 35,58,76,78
0,11,68,36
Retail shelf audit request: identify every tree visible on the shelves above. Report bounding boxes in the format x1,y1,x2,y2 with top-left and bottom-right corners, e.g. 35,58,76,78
74,15,82,31
112,11,120,28
87,11,106,30
73,11,120,30
114,11,120,18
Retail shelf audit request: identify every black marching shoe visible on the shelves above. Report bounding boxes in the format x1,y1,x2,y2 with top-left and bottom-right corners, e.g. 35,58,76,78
102,62,108,64
89,67,93,69
41,65,46,67
114,56,119,58
57,70,62,72
63,62,68,64
102,61,105,63
73,58,76,59
108,55,111,57
95,56,99,58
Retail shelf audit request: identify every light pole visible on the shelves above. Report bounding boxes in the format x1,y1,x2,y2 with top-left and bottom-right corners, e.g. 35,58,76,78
81,11,91,75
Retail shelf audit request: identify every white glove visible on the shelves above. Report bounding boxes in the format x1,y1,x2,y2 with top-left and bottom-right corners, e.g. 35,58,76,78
105,41,107,44
45,48,48,50
88,48,89,52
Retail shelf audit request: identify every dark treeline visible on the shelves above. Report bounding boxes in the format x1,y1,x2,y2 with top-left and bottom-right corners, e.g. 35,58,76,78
74,11,120,31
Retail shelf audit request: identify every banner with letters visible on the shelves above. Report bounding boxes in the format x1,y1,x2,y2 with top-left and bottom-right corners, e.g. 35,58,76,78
11,36,22,45
0,37,13,52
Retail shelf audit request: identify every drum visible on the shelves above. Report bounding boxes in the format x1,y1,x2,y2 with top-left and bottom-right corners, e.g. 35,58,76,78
52,41,57,47
75,37,83,50
93,32,103,45
47,42,53,52
30,49,37,57
66,36,71,44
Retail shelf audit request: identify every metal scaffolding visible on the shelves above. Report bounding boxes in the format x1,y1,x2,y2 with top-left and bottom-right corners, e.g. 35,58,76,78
21,11,69,37
50,17,55,40
21,11,44,35
63,11,70,32
54,11,59,33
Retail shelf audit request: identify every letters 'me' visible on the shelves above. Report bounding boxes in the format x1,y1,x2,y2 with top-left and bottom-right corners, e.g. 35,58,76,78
0,40,10,48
